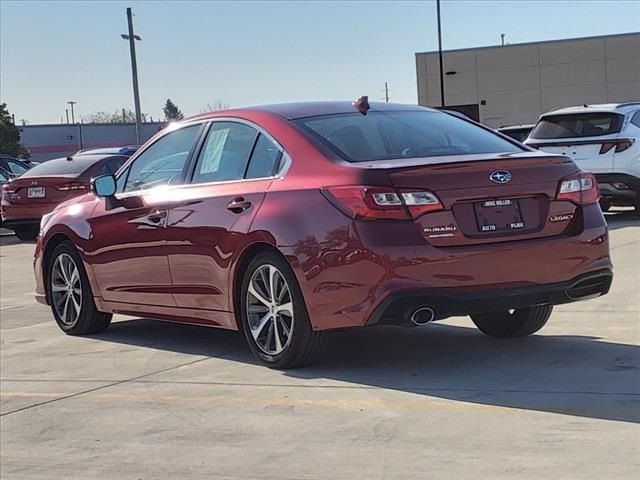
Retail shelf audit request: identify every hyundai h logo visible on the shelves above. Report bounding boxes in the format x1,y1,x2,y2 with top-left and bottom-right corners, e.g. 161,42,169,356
489,170,512,184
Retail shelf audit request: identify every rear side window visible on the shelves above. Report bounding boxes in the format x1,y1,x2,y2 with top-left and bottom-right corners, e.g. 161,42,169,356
531,113,623,139
192,122,258,184
6,159,29,176
631,111,640,128
246,134,282,179
295,111,522,162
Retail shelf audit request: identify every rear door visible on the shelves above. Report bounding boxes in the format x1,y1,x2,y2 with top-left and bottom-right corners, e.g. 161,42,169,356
88,123,203,307
527,112,624,174
166,121,284,320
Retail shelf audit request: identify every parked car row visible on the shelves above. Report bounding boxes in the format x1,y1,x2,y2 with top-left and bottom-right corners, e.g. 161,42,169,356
0,146,138,239
499,102,640,215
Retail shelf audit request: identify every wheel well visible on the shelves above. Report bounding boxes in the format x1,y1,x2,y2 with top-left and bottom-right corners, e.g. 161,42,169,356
232,242,287,331
42,234,72,301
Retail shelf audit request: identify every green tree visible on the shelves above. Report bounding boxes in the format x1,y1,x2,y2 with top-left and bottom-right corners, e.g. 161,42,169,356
83,109,139,123
0,103,29,158
163,99,184,120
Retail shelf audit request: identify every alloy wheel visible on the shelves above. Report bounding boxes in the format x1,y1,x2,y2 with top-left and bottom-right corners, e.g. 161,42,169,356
246,264,294,355
51,253,82,326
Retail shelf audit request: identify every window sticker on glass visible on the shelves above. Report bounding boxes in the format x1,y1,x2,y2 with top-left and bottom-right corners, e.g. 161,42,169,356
200,128,230,174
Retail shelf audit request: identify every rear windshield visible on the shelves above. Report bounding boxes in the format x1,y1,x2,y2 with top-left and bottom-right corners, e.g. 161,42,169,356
531,113,623,139
19,156,123,178
295,111,523,162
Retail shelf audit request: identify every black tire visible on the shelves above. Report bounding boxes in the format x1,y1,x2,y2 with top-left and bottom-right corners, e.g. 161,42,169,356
239,251,326,369
470,305,553,338
14,225,39,241
47,241,112,335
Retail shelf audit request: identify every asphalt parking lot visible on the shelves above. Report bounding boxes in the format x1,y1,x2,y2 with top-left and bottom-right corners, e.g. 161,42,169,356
1,212,638,480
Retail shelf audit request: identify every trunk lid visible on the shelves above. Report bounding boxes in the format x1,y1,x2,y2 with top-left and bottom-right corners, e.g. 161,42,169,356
2,176,84,205
380,153,580,246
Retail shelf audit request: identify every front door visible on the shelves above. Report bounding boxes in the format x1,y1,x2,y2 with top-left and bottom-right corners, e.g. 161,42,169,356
166,121,285,319
88,123,203,307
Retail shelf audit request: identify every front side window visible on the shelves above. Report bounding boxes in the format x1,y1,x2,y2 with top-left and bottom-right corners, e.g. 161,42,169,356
295,111,522,162
192,122,258,184
123,124,200,192
631,111,640,128
530,113,624,139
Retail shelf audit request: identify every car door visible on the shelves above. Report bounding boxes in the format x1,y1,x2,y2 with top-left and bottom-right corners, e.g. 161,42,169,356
88,123,203,307
165,121,285,319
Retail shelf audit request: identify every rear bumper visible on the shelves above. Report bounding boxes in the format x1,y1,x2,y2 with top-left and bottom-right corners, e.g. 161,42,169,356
1,218,40,229
1,202,56,224
367,269,613,325
595,173,640,205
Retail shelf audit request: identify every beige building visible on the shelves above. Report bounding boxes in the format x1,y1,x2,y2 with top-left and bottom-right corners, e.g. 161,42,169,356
415,32,640,127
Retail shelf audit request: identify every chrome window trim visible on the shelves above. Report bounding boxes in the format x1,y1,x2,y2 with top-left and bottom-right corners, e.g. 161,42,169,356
113,117,291,199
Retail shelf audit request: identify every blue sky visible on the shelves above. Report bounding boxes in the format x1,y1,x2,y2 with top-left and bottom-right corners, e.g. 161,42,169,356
1,0,639,124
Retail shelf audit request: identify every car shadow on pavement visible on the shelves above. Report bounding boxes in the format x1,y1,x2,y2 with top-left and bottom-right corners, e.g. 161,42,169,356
98,318,639,424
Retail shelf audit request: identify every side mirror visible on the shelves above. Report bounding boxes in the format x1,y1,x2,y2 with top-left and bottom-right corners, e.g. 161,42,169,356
91,175,117,197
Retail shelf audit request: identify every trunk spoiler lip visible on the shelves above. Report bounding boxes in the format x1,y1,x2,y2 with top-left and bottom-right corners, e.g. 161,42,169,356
527,138,633,148
350,151,571,171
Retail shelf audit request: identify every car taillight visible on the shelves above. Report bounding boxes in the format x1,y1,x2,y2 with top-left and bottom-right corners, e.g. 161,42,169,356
2,183,16,194
556,172,599,205
599,139,634,154
322,186,443,220
57,183,87,191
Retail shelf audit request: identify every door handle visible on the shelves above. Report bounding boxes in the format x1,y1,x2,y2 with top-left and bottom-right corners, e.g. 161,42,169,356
227,198,252,213
147,210,167,223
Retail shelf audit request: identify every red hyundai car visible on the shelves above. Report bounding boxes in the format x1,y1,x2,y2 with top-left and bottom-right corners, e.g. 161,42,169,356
34,101,612,368
2,153,127,240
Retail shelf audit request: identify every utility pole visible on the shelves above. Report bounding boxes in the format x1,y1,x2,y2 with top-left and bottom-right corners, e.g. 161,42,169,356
384,82,389,103
67,101,77,123
122,7,143,143
436,0,445,108
65,109,70,124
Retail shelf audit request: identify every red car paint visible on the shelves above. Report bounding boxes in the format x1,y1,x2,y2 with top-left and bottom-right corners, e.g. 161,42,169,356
34,102,612,333
1,154,127,230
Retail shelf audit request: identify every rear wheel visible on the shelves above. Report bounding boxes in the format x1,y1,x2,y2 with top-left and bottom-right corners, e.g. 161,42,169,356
14,225,39,241
239,251,326,369
47,241,112,335
470,305,553,338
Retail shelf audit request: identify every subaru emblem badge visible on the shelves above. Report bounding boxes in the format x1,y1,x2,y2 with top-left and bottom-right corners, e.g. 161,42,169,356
489,170,512,184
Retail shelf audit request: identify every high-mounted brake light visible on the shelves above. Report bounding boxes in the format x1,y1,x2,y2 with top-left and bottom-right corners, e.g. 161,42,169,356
556,172,599,205
322,186,443,220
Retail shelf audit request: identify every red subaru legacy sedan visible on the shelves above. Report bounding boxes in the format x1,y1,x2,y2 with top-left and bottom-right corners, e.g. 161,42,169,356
33,101,612,368
2,154,127,240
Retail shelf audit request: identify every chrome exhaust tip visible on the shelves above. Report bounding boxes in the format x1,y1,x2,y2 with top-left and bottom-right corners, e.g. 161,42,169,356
410,307,435,326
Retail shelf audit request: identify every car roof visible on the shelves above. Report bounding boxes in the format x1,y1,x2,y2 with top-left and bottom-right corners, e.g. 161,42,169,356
188,101,435,122
542,102,640,117
19,154,126,178
76,145,138,155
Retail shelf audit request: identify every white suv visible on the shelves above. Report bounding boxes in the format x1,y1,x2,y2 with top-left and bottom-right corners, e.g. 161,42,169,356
526,103,640,215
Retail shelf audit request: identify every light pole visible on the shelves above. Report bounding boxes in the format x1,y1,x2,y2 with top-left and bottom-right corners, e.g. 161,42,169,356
436,0,445,108
121,7,142,144
67,101,77,123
